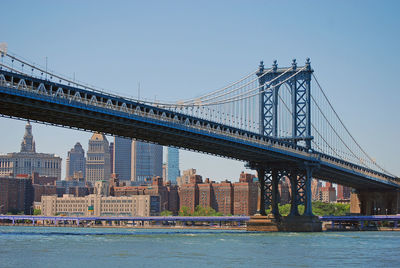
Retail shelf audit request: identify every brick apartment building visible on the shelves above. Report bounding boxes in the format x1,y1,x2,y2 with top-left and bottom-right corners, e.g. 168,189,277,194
233,173,258,215
179,172,258,216
320,182,337,203
337,184,352,200
177,175,202,212
112,176,179,214
0,176,34,214
31,172,58,202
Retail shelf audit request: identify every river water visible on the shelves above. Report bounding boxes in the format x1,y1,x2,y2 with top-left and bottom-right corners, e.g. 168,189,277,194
0,226,399,267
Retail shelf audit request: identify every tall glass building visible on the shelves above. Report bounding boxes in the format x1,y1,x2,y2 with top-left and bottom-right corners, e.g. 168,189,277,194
113,137,132,181
66,142,86,179
167,147,180,184
131,141,162,182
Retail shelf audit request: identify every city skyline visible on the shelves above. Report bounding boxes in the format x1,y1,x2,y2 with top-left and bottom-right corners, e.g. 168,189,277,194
0,121,256,183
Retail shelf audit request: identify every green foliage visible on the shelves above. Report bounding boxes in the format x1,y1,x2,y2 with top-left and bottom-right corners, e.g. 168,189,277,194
193,206,222,216
6,210,24,215
312,201,349,216
179,206,191,216
161,210,173,216
265,202,349,216
178,206,223,216
33,209,41,215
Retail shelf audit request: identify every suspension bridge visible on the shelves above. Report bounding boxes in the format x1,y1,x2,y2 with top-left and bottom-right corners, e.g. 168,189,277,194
0,45,398,231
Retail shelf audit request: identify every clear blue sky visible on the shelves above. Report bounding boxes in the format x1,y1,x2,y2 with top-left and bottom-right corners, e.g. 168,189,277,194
1,0,399,180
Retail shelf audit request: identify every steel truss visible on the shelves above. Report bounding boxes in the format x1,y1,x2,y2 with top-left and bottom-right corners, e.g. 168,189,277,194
257,59,313,149
254,161,318,217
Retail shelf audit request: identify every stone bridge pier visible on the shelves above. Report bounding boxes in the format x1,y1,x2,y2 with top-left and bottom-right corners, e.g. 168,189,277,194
350,190,400,215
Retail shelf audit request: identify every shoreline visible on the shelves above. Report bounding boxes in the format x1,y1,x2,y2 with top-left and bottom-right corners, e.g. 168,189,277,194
0,223,246,230
2,223,400,232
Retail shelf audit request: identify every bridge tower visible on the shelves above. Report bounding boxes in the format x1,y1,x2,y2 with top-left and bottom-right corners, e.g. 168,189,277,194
257,58,313,148
248,59,321,231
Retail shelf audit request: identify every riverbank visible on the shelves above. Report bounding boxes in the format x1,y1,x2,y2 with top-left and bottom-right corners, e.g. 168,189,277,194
0,222,246,230
3,222,400,232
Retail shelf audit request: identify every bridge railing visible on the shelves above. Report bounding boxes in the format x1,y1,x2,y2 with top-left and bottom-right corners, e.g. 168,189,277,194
317,154,399,185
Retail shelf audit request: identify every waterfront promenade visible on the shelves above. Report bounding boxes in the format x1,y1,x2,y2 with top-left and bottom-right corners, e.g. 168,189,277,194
2,215,400,231
0,215,249,228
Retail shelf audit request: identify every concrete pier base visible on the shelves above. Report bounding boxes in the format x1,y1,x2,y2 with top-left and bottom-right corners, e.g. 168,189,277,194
279,215,322,232
247,214,322,232
246,214,280,232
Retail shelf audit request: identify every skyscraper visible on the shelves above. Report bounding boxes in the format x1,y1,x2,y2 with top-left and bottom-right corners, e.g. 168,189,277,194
131,141,162,182
66,142,86,180
20,121,35,153
85,133,111,185
166,147,180,184
113,137,132,181
0,122,62,179
109,142,114,174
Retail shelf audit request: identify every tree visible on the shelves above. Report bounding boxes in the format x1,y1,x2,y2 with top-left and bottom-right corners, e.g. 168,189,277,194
178,206,224,216
161,210,173,216
179,206,191,216
193,205,222,216
33,209,41,215
265,202,349,216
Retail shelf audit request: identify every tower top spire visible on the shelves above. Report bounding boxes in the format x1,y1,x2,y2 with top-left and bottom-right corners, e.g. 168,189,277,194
20,121,36,153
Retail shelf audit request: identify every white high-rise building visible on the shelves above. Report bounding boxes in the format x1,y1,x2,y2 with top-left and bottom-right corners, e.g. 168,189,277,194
85,133,111,185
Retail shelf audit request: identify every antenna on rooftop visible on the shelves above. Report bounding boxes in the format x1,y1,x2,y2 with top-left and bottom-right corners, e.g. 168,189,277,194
138,82,141,100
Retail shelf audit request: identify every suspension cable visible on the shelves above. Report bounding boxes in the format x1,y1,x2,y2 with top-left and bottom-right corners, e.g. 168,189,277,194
180,69,258,103
277,87,347,161
188,67,292,105
312,74,396,176
181,68,272,105
196,67,304,106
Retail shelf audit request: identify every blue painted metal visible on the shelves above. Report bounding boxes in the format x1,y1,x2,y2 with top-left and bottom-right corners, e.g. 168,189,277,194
0,215,250,223
289,58,312,149
303,162,318,216
257,60,280,137
3,215,399,225
257,59,313,148
319,215,400,221
255,59,315,216
320,215,400,230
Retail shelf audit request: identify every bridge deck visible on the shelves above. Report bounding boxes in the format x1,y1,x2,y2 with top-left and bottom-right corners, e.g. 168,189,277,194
0,70,398,190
